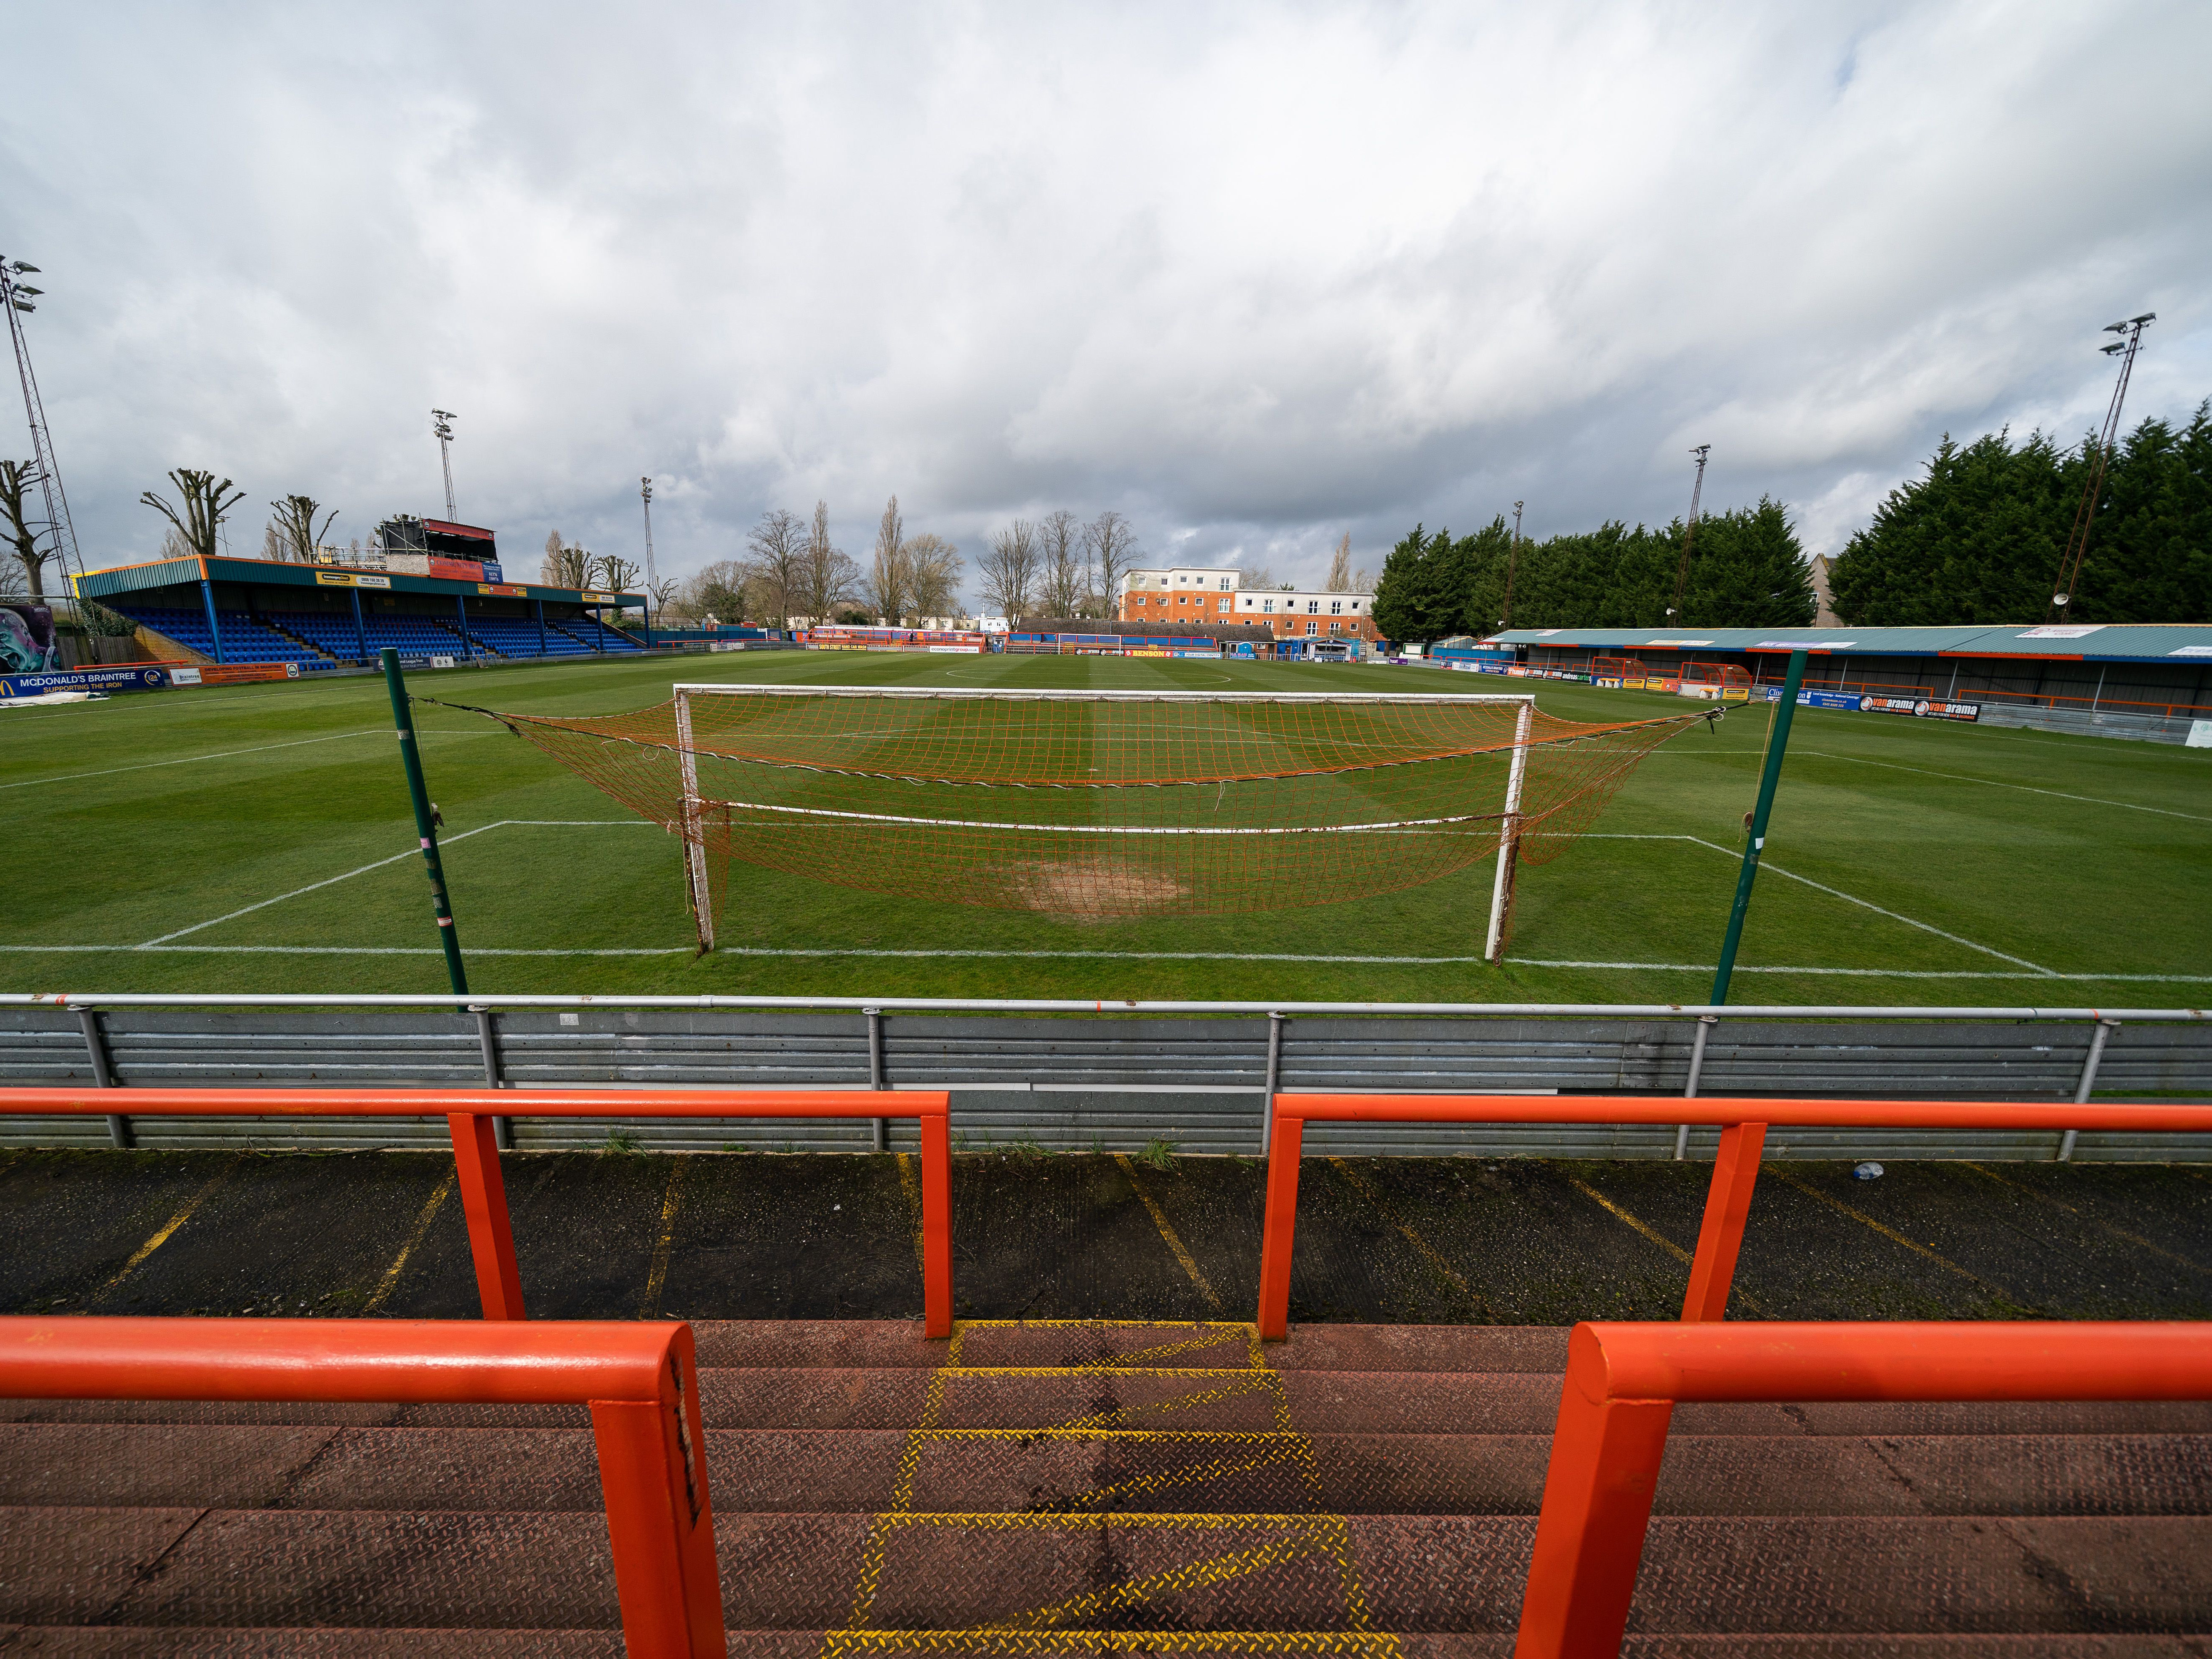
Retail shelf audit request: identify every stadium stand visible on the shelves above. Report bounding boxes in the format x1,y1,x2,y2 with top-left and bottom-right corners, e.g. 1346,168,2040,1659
463,614,594,657
553,616,645,652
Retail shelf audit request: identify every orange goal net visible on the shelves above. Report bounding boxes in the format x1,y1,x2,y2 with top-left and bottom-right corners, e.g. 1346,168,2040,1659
442,686,1715,956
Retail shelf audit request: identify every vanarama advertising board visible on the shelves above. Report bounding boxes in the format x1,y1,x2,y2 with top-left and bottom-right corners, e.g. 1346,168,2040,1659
1862,695,1979,722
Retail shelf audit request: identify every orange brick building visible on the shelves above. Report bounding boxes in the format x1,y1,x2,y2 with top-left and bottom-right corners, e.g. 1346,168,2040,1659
1118,565,1381,644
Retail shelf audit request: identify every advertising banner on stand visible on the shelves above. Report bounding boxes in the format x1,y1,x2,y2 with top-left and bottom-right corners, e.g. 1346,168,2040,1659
1,664,172,698
1862,695,1979,721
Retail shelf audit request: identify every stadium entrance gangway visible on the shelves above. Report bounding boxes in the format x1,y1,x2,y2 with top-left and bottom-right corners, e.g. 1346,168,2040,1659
1255,1090,2212,1339
1515,1318,2212,1658
0,1085,955,1337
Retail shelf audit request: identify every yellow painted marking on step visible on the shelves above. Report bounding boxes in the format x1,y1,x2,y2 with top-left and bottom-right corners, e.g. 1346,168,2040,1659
1046,1444,1312,1510
820,1630,1403,1654
361,1171,454,1314
1328,1157,1492,1317
823,1322,1388,1657
91,1156,242,1302
896,1152,926,1278
1767,1167,2018,1300
636,1157,690,1318
1962,1163,2210,1276
1049,1368,1281,1433
991,1534,1328,1629
1116,1152,1223,1312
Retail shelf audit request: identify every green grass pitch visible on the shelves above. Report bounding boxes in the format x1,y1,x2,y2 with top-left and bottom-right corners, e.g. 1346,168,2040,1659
3,650,2206,1004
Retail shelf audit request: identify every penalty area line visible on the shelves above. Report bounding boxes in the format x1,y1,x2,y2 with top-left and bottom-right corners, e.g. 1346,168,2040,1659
133,818,660,946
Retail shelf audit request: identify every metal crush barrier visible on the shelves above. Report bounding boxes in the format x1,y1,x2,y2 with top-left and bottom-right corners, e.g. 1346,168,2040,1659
1,994,2207,1162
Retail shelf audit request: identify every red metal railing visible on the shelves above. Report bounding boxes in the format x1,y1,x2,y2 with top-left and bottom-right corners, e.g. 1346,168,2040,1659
0,1087,955,1338
1515,1319,2212,1658
0,1315,726,1657
1256,1093,2212,1340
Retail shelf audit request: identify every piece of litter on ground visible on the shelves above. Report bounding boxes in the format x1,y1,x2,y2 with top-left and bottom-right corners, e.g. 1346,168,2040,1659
1853,1161,1885,1180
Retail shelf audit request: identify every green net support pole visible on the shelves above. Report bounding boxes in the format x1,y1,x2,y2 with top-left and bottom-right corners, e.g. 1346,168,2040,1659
381,648,469,999
1709,647,1807,1006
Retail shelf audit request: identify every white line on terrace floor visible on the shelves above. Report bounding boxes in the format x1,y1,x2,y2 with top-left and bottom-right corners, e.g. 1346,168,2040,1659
133,818,655,946
1794,750,2212,823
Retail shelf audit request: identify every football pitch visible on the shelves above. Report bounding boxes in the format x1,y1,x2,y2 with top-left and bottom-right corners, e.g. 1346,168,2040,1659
3,650,2206,1005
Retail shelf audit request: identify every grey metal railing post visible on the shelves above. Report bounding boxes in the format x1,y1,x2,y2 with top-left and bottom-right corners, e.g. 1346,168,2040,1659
867,1007,887,1152
76,1007,131,1149
2058,1017,2119,1163
473,1006,514,1150
1260,1012,1285,1156
1675,1014,1717,1160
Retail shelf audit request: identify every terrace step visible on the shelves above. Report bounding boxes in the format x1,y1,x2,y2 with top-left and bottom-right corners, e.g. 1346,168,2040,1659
2,1321,2207,1648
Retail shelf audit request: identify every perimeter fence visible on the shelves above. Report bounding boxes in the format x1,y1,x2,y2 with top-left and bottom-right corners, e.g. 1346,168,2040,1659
3,995,2206,1163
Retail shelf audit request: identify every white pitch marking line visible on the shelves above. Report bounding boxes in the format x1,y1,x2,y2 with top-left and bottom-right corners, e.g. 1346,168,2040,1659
1583,832,2057,977
0,729,385,791
1674,834,2059,976
132,818,659,946
0,944,2206,980
1794,750,2212,823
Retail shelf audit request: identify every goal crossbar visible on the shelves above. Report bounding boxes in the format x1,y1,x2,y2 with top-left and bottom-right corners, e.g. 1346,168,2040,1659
440,686,1712,955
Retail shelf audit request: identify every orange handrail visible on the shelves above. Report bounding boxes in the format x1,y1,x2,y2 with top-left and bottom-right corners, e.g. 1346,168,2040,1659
0,1315,726,1657
1515,1320,2212,1658
0,1086,955,1338
1256,1092,2212,1339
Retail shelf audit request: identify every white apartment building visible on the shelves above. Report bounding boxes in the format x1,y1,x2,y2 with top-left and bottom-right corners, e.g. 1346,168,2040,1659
1118,565,1379,641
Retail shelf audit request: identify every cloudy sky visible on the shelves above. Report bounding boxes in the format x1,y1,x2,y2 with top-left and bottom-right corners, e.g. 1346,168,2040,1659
5,1,2207,599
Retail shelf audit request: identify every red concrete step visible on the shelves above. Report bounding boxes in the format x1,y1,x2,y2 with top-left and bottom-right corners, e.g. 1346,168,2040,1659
8,1506,2208,1635
3,1421,2207,1518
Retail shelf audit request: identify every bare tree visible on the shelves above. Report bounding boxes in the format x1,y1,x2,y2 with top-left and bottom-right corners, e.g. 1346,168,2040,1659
1235,563,1278,592
540,531,594,589
0,460,54,601
1325,533,1353,592
1352,566,1374,592
1037,510,1090,617
269,495,338,563
903,533,963,621
1083,511,1140,614
865,495,908,623
140,469,245,561
591,553,643,592
790,500,859,625
647,577,684,625
743,507,808,628
976,519,1040,619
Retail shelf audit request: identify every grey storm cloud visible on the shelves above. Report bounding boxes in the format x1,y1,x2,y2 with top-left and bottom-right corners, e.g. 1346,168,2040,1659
4,0,2208,598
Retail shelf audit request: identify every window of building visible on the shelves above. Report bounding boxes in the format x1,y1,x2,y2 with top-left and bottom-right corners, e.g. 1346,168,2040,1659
1329,620,1342,632
1262,598,1275,612
1350,600,1361,611
1217,577,1231,589
1305,621,1318,635
1217,598,1230,612
1306,600,1319,613
1330,600,1343,615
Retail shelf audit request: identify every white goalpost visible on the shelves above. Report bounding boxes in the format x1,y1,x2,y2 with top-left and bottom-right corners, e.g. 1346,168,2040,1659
669,683,1541,959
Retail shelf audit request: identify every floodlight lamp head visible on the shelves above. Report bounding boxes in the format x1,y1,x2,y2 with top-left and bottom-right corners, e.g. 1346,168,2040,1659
2105,321,2129,333
15,286,40,296
2101,342,2125,355
2131,312,2156,324
11,262,37,272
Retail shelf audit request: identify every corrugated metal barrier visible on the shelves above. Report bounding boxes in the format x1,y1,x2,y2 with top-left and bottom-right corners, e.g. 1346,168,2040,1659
2,996,2207,1164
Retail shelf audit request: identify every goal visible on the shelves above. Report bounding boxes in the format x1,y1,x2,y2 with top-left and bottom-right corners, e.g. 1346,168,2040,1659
470,686,1710,964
